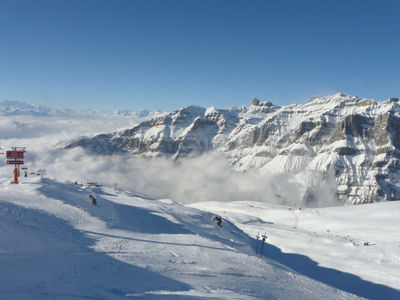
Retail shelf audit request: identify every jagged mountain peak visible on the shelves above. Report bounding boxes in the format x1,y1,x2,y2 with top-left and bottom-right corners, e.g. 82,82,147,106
249,97,278,108
306,93,356,104
176,104,205,113
332,92,348,98
251,97,275,107
172,105,206,119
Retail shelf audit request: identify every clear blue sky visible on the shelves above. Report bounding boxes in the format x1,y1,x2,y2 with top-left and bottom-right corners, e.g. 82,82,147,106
0,0,399,111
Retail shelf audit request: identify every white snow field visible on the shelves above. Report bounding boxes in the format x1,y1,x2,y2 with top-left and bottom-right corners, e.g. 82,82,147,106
189,201,400,299
0,177,399,299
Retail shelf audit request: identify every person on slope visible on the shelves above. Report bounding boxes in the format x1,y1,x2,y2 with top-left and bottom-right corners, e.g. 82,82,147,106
89,194,97,206
213,216,222,227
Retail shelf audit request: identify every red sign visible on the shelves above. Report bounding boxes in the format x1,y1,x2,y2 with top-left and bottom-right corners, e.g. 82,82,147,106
6,160,24,165
6,151,24,159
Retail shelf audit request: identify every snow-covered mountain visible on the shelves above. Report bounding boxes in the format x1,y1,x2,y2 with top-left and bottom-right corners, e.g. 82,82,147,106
67,93,400,205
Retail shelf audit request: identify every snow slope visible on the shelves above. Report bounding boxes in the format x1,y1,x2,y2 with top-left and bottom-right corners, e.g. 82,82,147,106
190,201,400,299
0,176,371,299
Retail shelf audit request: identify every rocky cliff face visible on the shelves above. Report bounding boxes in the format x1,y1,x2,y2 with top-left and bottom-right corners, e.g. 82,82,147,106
66,93,400,205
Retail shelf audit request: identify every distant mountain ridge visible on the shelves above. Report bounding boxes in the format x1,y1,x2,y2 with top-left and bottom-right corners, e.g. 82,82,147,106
0,99,162,118
0,99,74,116
66,93,400,205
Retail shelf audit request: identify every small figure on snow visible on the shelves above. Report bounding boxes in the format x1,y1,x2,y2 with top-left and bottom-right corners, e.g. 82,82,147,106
89,194,97,206
213,216,222,227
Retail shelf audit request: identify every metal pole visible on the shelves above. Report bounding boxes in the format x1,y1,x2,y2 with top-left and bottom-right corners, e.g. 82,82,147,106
255,232,260,256
260,233,267,258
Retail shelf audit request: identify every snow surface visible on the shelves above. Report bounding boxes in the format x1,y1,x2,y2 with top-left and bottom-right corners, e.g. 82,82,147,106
190,201,400,299
0,176,388,299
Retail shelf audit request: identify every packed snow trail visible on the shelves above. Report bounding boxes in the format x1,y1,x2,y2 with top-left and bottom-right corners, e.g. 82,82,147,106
0,177,365,299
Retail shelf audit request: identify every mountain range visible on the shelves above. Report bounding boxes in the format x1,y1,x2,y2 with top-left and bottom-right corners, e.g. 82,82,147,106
66,93,400,205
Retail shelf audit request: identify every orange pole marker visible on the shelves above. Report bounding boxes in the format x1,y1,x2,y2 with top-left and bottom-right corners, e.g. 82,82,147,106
14,167,18,184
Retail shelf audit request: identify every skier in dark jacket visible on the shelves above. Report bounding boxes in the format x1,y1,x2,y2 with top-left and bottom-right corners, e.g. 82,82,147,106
89,195,97,206
213,216,222,227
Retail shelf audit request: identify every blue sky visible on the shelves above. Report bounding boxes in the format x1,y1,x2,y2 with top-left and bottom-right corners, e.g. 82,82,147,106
0,0,399,111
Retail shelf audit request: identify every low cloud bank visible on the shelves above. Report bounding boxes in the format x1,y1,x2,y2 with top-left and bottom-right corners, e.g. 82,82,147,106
0,115,141,144
35,147,339,207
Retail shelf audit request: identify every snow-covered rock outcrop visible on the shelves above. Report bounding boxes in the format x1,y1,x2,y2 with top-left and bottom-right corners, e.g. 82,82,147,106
67,94,400,204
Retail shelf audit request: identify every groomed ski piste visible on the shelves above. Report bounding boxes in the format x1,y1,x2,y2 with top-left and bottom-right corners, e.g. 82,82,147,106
0,176,399,299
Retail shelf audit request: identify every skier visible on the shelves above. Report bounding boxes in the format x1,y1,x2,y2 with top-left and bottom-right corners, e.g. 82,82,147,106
89,195,97,206
213,216,222,227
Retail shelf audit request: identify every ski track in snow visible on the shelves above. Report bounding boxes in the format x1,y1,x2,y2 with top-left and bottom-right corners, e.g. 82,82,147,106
0,177,399,299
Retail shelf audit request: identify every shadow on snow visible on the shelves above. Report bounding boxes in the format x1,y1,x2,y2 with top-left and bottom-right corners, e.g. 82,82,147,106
259,240,400,299
0,202,191,299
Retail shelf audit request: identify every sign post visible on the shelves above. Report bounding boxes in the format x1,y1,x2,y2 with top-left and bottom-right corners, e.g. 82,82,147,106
6,147,25,184
14,167,18,184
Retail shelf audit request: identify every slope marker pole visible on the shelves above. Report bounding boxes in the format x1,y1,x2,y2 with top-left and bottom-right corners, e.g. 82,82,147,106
259,232,267,258
255,232,260,256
